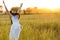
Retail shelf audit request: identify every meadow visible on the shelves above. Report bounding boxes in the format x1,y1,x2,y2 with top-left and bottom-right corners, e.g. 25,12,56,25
0,13,60,40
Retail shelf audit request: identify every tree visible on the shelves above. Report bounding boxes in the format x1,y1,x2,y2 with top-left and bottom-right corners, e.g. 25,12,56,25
23,10,26,14
0,5,3,14
25,7,32,14
31,7,40,13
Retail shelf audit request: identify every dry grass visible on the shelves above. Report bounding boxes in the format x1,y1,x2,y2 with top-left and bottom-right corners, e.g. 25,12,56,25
0,13,60,40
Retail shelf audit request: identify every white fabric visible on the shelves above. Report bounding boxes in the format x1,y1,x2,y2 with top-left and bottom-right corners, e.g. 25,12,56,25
9,15,21,40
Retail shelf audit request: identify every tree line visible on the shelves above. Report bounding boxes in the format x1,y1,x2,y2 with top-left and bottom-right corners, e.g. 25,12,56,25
4,7,60,15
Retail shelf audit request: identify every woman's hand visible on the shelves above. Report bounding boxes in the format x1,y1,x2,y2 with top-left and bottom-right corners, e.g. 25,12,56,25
20,3,23,8
19,3,23,10
3,0,5,4
3,0,4,3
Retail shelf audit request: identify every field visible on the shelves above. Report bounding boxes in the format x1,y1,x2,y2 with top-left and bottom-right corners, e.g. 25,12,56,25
0,13,60,40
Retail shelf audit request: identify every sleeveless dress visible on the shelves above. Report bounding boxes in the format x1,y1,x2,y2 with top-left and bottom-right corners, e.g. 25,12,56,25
9,15,21,40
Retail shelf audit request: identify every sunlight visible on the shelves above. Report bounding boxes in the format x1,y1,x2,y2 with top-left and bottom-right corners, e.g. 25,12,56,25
38,0,60,9
0,0,60,10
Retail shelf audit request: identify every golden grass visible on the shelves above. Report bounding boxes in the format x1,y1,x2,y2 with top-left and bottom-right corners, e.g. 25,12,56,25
0,14,60,40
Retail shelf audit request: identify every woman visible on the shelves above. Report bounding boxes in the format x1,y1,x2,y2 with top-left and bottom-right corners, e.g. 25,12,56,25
3,0,23,40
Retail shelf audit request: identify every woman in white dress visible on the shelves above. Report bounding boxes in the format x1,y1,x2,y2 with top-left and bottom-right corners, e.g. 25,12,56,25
3,0,23,40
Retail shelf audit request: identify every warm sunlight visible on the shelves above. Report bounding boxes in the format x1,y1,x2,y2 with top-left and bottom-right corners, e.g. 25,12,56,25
0,0,60,10
1,0,60,40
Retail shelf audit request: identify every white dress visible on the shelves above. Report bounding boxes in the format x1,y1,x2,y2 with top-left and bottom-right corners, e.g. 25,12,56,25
9,15,21,40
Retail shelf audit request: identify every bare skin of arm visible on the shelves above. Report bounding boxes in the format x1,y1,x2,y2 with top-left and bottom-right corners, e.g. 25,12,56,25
3,0,11,17
3,0,12,24
18,3,23,19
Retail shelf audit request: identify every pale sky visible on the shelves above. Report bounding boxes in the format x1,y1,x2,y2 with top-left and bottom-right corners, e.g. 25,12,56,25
0,0,60,11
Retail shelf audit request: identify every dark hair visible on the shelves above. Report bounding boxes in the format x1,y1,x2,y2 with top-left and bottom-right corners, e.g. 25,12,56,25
10,11,20,24
10,11,19,16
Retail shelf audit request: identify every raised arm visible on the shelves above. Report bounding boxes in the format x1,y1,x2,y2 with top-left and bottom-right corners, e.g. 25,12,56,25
18,3,23,19
3,0,11,17
18,3,23,12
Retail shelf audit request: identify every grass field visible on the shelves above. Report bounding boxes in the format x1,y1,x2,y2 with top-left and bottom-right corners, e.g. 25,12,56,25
0,13,60,40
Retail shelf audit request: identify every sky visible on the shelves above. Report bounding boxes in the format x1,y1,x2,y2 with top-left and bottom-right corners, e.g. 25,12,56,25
0,0,60,11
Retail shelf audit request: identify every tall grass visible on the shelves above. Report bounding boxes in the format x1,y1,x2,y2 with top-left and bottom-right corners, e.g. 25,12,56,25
0,13,60,40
